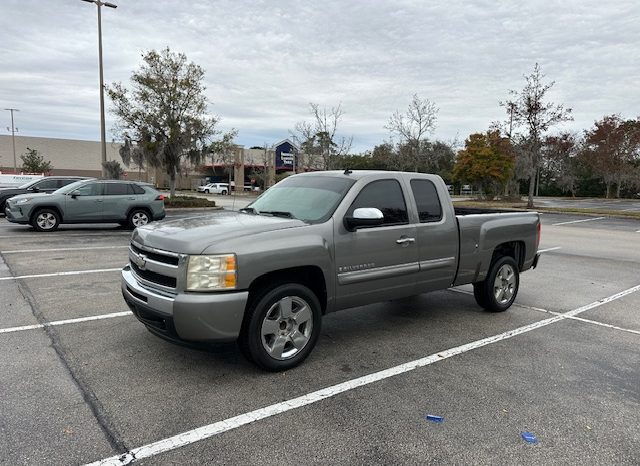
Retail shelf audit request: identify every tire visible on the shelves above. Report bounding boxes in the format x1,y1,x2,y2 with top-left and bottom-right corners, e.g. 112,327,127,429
221,190,228,195
473,256,519,312
31,209,61,232
205,189,210,194
239,283,322,371
128,209,151,229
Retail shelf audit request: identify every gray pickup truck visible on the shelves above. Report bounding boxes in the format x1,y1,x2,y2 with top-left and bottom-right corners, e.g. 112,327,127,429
122,170,540,371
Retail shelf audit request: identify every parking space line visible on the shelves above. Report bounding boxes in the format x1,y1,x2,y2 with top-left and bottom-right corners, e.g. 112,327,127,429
1,246,128,254
536,246,562,254
551,217,605,226
0,232,131,239
0,312,133,335
85,284,640,466
0,268,122,281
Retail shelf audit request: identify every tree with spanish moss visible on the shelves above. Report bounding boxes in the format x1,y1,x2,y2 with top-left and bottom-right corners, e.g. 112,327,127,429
107,47,235,196
501,63,573,207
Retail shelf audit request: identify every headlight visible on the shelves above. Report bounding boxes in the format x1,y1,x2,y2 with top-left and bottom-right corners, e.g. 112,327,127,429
186,254,237,291
15,198,32,205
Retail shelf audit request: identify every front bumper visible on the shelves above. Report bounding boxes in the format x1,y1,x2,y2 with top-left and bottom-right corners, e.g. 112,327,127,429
121,265,248,343
4,204,30,224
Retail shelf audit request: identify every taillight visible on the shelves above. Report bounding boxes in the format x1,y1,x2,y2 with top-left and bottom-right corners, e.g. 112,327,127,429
536,222,541,249
156,195,165,201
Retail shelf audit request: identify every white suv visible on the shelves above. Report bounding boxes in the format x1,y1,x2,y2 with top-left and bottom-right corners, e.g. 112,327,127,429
199,183,229,195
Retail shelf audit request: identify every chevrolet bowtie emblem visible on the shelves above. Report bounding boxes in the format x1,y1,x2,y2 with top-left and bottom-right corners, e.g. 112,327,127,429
133,253,147,270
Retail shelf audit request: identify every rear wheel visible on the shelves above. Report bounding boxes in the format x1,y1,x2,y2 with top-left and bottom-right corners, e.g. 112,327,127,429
31,209,60,232
473,256,519,312
239,283,322,371
128,209,150,229
221,189,228,195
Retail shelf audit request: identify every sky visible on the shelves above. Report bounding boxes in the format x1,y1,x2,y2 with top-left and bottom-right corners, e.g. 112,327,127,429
1,0,639,153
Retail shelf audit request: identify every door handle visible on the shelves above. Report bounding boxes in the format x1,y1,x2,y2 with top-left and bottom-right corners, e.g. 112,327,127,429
396,237,415,245
96,199,103,202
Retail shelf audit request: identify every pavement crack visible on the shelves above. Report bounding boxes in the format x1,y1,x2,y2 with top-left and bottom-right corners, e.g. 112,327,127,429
4,252,128,456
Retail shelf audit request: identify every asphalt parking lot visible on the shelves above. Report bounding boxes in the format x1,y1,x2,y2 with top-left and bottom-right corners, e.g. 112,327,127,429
1,211,639,465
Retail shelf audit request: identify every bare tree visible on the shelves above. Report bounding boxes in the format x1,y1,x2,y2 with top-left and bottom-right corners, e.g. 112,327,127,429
501,63,573,208
209,130,239,188
385,94,438,171
291,103,353,170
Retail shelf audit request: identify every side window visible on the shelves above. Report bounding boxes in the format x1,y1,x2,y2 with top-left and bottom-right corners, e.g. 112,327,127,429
129,184,145,195
410,179,443,223
58,179,78,188
34,179,59,190
74,182,100,196
105,183,129,195
348,179,408,226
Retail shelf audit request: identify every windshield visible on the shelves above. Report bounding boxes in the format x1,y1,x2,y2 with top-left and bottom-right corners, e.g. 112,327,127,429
54,179,89,194
18,179,43,189
247,175,355,223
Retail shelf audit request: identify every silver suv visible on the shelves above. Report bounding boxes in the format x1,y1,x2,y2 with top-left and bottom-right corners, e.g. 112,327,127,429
5,179,165,232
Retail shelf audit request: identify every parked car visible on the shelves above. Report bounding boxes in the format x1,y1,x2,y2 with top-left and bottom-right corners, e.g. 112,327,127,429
5,179,165,232
122,170,540,371
199,183,229,195
0,176,88,214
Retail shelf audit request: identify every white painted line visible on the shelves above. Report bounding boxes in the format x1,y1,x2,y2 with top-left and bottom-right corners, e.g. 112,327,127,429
84,284,640,466
551,217,605,226
1,246,128,254
0,268,122,281
0,232,131,239
636,230,640,233
537,246,562,254
0,312,133,335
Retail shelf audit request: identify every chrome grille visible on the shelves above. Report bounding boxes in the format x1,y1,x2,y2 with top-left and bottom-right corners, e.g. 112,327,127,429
129,241,181,293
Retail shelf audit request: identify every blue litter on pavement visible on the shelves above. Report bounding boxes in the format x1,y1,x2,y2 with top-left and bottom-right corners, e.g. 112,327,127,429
425,415,444,423
521,431,538,443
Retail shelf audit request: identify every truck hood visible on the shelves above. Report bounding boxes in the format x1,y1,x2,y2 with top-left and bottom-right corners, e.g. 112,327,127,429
131,211,307,254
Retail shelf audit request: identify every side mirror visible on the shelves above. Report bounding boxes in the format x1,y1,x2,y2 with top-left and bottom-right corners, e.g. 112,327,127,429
31,187,40,193
70,190,80,198
344,207,384,231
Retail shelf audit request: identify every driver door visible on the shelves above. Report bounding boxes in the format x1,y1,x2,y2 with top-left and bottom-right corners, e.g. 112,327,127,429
64,181,104,222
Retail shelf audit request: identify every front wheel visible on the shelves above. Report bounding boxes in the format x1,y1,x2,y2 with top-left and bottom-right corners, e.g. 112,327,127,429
239,283,322,371
128,209,150,229
473,256,519,312
31,209,60,232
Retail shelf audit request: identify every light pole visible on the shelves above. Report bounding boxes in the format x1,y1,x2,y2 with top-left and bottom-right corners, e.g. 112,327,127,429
81,0,117,178
4,108,19,173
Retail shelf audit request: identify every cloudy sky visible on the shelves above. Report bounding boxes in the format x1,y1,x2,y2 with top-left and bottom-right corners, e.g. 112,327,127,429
1,0,638,153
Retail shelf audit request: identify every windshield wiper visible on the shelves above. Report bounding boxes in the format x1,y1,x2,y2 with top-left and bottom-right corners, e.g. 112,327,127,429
259,210,296,219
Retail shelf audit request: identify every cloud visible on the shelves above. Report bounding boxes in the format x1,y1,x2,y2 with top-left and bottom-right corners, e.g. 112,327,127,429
1,0,638,152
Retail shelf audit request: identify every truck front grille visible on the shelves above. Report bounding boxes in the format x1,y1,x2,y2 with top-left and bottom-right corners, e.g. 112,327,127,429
129,241,181,292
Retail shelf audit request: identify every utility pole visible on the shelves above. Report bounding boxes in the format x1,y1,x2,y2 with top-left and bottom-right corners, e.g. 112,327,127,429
81,0,117,178
4,108,19,173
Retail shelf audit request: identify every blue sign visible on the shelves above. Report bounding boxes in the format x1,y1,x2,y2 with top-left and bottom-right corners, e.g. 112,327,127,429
275,140,297,170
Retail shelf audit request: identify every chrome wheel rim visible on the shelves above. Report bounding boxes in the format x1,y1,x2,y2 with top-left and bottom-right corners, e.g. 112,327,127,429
36,212,57,230
493,264,516,304
132,212,149,227
261,296,313,360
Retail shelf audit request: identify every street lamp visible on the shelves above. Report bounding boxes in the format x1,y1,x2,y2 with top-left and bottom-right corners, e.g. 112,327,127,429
80,0,117,178
4,108,19,173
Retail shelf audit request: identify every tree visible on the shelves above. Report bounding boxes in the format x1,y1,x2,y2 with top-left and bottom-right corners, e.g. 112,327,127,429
385,94,438,171
581,115,640,198
453,131,515,200
541,133,581,197
501,63,573,207
107,47,234,196
209,130,238,187
102,160,124,180
20,147,53,173
291,103,353,170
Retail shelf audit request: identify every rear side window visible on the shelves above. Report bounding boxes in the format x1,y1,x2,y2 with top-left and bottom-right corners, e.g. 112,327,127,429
410,179,442,222
59,179,79,188
34,179,59,190
348,179,408,226
104,183,130,195
129,184,145,194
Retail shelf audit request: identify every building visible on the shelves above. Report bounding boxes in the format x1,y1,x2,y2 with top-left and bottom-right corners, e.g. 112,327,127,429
0,135,308,190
